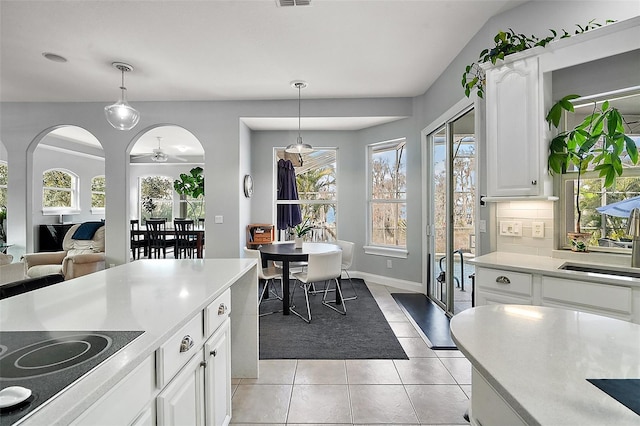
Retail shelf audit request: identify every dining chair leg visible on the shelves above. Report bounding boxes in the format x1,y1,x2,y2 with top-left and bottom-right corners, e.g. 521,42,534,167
322,278,347,315
259,278,283,317
290,282,312,323
340,270,358,301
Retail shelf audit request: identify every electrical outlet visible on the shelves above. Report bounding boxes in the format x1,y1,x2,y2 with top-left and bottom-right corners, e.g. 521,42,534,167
386,259,392,269
532,221,545,238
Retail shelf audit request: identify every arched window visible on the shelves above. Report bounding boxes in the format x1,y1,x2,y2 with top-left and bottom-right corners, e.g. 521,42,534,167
91,175,106,213
42,169,79,213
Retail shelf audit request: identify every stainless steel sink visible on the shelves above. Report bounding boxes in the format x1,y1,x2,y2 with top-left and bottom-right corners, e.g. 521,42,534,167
559,262,640,278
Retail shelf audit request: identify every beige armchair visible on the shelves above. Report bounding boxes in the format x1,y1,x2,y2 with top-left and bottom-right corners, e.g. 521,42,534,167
0,253,27,285
23,223,106,280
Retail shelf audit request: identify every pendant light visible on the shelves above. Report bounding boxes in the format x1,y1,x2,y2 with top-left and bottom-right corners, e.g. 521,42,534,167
285,81,313,154
104,62,140,131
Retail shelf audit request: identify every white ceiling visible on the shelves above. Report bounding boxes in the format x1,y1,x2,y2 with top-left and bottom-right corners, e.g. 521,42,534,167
1,0,522,150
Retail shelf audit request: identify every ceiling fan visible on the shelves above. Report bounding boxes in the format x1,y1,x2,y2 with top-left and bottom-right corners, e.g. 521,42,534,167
131,137,187,162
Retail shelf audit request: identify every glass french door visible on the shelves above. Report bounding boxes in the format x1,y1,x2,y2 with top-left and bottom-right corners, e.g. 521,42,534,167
427,107,476,316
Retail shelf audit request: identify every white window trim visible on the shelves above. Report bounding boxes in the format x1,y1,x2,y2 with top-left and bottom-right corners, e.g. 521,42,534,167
366,137,407,250
363,245,408,258
559,167,640,252
42,169,79,214
91,175,106,211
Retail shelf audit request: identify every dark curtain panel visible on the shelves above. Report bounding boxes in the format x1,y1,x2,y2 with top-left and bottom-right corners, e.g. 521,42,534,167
277,159,302,230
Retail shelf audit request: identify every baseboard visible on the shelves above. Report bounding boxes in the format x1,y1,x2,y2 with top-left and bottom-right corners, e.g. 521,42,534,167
349,271,423,294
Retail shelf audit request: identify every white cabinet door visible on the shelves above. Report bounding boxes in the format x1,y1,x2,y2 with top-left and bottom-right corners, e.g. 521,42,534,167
486,56,546,197
204,320,232,426
157,353,206,426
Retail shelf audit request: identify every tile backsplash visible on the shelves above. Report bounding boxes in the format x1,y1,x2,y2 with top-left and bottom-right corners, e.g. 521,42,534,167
496,200,555,256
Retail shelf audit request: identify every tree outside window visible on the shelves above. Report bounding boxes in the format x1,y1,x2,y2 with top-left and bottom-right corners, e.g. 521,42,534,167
91,175,106,210
369,139,406,247
43,169,77,211
139,176,173,222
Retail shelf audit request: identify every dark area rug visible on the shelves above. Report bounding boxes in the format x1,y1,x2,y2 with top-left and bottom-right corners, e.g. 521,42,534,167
391,293,457,350
260,278,408,360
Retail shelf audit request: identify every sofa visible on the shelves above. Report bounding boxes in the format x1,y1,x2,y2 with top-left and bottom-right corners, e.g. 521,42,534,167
22,222,106,280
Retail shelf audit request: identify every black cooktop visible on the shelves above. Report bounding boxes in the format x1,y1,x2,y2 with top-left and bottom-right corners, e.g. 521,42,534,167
0,330,144,425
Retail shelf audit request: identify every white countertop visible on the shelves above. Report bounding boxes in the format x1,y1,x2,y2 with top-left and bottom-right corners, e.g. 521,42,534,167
450,304,640,425
0,258,256,425
469,251,640,288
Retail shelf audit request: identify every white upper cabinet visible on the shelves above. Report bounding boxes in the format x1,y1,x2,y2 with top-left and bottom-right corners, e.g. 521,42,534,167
482,16,639,201
485,56,549,197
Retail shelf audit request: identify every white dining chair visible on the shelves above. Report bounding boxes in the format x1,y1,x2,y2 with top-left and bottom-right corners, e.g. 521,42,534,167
243,247,283,316
289,250,344,323
336,240,357,300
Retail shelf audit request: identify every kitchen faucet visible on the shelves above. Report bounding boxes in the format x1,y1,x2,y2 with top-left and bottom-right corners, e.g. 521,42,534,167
627,208,640,267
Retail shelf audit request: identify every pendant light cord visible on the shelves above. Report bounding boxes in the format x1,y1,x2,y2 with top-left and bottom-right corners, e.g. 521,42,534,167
297,83,302,140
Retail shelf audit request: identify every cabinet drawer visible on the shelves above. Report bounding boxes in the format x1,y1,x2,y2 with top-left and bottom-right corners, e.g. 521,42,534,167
205,289,231,337
476,268,532,297
157,313,204,388
542,277,632,315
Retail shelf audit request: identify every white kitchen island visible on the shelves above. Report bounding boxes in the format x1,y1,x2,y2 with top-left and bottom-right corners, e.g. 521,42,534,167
450,304,640,425
0,259,258,425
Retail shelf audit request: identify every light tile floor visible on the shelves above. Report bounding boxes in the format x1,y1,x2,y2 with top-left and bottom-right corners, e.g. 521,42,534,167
231,282,472,425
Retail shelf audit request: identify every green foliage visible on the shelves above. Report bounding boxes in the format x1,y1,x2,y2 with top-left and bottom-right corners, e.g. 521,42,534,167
462,19,613,98
173,167,204,199
173,167,205,220
293,217,313,238
546,95,637,232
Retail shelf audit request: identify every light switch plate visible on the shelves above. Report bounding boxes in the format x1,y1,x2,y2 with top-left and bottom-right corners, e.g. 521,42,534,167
214,215,223,224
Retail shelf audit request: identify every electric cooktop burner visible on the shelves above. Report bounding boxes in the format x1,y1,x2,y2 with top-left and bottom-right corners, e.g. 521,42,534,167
0,330,143,425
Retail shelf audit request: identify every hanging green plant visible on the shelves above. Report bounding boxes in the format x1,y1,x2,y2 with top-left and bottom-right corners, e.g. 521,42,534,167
462,19,613,98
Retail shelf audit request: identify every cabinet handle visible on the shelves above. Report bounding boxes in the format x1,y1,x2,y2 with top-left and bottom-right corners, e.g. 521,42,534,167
211,349,217,357
179,335,194,352
200,361,207,368
218,303,228,315
531,180,537,185
495,276,511,284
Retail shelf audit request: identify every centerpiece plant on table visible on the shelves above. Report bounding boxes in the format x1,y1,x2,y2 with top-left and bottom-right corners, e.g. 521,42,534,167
546,94,638,251
292,218,313,248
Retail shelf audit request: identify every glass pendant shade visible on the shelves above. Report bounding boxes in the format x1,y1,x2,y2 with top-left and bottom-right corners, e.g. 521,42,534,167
105,88,140,130
104,63,140,131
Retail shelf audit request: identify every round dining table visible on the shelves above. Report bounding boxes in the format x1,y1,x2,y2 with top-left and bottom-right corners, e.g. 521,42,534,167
259,241,341,315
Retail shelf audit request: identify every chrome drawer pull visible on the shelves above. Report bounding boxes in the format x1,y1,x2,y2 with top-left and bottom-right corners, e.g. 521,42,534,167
211,349,217,357
218,303,228,315
180,335,194,352
496,276,511,284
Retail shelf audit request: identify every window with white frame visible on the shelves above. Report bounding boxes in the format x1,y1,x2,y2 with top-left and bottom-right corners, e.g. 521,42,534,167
558,89,640,251
368,138,407,249
274,149,337,242
91,175,106,212
42,169,79,213
139,176,174,223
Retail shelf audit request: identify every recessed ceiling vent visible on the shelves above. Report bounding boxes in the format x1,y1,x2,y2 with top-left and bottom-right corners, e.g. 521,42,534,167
277,0,311,7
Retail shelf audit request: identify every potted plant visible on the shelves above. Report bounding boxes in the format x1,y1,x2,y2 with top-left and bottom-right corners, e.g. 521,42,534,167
173,167,205,220
546,94,638,251
292,218,313,248
462,20,611,98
